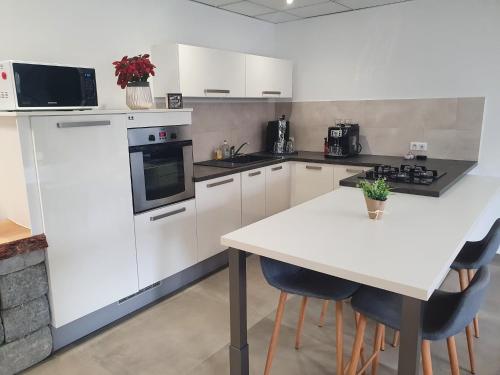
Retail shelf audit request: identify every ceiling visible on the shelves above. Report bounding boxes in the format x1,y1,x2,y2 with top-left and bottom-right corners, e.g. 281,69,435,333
191,0,415,23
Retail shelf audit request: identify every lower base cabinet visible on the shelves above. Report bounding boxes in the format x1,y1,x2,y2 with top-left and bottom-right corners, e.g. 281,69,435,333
265,163,291,216
196,173,242,261
134,199,198,289
333,165,371,189
241,167,266,226
291,162,334,206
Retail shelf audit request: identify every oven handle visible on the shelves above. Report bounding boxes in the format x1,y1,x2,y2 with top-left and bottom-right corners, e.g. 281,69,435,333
150,207,186,222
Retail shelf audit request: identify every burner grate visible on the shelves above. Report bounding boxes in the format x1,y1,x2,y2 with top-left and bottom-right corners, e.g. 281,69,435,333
360,164,446,186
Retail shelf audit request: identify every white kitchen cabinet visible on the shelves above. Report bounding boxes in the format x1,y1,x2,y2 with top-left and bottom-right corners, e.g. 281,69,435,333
265,163,291,216
291,162,334,206
334,165,372,189
241,167,266,226
246,54,293,98
134,199,197,289
196,173,242,261
31,114,138,327
152,43,246,98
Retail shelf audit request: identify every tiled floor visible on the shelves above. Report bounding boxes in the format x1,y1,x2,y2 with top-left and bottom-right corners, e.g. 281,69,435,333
25,256,500,375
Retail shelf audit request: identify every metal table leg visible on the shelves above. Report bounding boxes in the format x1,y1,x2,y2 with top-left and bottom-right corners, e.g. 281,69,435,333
398,296,424,375
229,248,249,375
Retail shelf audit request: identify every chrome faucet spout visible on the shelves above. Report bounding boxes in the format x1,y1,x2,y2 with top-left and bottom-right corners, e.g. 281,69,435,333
233,142,249,157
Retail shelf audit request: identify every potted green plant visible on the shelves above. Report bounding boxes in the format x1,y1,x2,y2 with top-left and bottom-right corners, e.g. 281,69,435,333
357,178,391,220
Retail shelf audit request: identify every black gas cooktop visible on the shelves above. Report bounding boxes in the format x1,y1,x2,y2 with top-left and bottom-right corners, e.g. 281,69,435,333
359,164,447,186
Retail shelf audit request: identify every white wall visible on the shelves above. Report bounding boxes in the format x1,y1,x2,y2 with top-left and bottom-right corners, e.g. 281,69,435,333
1,0,275,109
275,0,500,177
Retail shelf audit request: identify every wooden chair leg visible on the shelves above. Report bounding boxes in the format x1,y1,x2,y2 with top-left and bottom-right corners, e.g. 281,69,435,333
458,269,468,291
335,301,344,375
467,269,480,338
465,324,476,374
422,340,433,375
264,291,288,375
347,314,367,375
295,296,308,350
371,323,384,375
319,300,329,327
392,330,400,347
446,336,460,375
380,325,386,351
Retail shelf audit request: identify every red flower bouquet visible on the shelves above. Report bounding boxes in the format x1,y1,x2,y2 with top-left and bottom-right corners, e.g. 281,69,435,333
112,54,156,89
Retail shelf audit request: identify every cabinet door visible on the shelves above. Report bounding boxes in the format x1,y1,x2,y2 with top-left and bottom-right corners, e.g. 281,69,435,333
334,165,372,189
246,55,293,98
265,163,291,216
196,174,242,261
32,114,138,327
134,199,197,289
291,163,334,206
241,168,266,226
178,44,245,98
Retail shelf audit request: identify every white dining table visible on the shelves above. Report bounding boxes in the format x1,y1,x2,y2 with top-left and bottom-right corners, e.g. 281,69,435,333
221,174,500,375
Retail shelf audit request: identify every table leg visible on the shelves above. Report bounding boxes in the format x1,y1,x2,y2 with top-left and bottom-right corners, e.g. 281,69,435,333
398,296,423,375
229,248,249,375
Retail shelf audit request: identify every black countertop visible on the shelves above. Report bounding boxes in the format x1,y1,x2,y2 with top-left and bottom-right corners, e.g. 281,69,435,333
193,151,477,197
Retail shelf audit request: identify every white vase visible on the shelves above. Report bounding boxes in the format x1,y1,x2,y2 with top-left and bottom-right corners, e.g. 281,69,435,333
126,82,153,110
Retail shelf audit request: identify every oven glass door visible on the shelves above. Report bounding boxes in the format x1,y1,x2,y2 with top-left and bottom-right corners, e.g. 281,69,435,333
130,140,194,214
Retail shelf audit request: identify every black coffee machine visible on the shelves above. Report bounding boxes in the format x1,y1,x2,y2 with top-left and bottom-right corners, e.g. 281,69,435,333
266,115,292,154
326,123,362,158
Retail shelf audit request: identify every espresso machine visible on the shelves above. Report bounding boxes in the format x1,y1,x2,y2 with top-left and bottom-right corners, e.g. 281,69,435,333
266,115,296,154
326,123,362,158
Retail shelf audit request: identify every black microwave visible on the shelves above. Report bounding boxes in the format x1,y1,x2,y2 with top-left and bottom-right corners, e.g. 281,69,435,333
0,61,98,110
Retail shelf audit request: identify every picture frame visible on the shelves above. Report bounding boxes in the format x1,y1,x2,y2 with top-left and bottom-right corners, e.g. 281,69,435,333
167,93,183,109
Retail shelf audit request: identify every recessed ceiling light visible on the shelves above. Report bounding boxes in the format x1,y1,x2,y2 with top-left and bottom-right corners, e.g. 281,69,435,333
286,0,294,4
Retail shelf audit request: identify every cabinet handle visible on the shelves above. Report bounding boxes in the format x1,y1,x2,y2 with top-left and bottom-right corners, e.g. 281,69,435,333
306,165,322,171
271,166,283,171
57,120,111,128
346,168,364,173
150,207,186,222
207,178,234,188
262,90,281,95
204,89,230,94
249,171,261,177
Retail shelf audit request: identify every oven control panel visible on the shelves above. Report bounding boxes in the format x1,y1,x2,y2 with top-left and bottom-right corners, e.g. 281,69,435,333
127,125,191,147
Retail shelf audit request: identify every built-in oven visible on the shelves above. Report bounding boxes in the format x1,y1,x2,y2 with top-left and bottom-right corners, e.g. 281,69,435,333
128,125,194,214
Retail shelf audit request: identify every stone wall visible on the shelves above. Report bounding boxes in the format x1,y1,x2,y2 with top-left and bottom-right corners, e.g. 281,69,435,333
0,249,52,375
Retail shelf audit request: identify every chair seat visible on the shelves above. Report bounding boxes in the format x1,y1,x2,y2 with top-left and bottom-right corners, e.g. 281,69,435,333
260,257,360,300
351,286,464,341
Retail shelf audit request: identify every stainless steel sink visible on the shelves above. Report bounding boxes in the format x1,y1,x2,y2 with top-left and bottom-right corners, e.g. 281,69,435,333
195,154,277,168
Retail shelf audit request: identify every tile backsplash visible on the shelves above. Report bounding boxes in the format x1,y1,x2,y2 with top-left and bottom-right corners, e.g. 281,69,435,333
187,101,276,162
276,97,484,161
184,97,484,162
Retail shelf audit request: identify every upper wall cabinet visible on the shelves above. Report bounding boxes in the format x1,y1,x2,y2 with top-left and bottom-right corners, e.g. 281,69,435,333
245,55,293,98
152,43,292,99
152,43,245,98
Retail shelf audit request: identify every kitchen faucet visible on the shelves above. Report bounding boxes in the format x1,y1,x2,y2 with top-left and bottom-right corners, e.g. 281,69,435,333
231,142,249,157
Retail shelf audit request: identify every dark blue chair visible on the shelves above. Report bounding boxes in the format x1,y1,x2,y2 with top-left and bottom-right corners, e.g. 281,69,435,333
260,256,360,375
346,267,491,375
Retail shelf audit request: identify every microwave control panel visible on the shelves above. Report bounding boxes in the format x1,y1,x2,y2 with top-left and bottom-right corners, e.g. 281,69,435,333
0,62,16,110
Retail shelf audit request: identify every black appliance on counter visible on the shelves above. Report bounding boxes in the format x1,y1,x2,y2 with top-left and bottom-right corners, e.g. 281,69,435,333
326,123,362,158
266,115,293,154
360,164,447,185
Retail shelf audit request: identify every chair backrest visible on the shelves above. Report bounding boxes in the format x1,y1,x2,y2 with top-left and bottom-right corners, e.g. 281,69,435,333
476,218,500,267
441,266,491,337
260,256,302,289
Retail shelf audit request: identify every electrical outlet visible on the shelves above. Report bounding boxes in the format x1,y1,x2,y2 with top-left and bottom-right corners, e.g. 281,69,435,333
410,142,428,152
